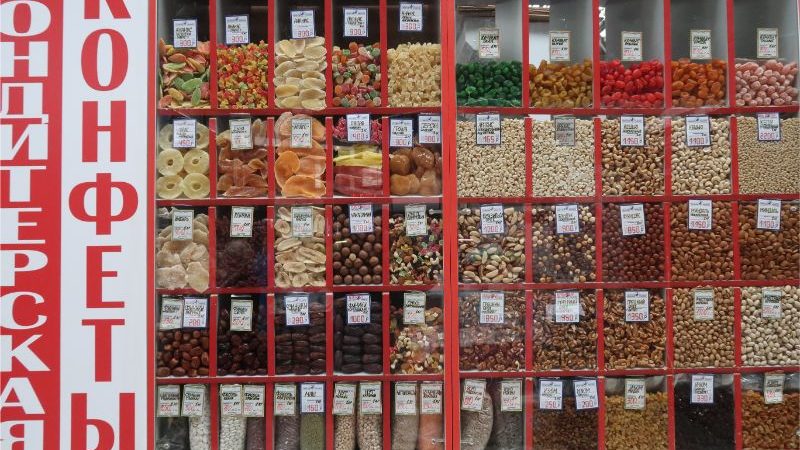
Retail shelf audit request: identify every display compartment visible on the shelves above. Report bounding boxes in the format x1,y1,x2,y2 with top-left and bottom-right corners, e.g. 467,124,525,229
530,117,596,198
735,114,800,194
274,114,330,199
156,206,212,292
737,200,799,280
532,289,598,371
458,290,526,371
157,117,214,200
273,293,328,375
601,203,666,282
217,295,269,375
600,116,666,196
673,373,735,450
457,203,527,285
532,377,599,450
217,383,268,449
741,372,800,449
740,285,800,367
669,201,734,281
217,116,271,198
273,382,327,450
670,115,732,195
333,292,384,374
389,291,445,374
603,288,667,370
603,376,668,450
216,206,268,288
332,114,385,197
387,114,444,197
331,0,383,108
459,378,526,450
671,287,734,368
273,205,329,289
390,381,445,450
389,203,444,285
157,295,213,378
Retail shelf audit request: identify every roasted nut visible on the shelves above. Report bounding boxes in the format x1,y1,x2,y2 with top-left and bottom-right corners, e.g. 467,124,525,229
532,205,596,283
670,117,731,194
741,285,800,366
532,290,597,370
217,297,268,376
674,375,735,449
531,119,595,197
603,290,666,369
736,116,800,194
274,296,327,375
673,288,734,368
602,203,665,282
458,291,525,371
458,206,526,284
332,205,383,285
738,202,800,280
457,118,526,197
529,59,593,108
670,201,734,281
601,117,665,195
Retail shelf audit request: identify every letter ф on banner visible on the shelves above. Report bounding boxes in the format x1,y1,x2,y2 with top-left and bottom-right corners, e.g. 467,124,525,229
68,173,138,235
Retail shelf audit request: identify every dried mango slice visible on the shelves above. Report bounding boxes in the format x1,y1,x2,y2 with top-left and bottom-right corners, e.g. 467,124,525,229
182,149,209,174
252,119,268,147
186,261,209,292
157,149,184,176
296,155,326,177
275,151,301,188
181,173,210,199
277,40,297,58
156,175,183,199
283,175,326,198
306,36,325,48
275,60,297,77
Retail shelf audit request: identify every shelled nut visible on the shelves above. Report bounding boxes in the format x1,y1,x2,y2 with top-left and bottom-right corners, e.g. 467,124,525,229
389,303,444,374
529,59,593,108
389,208,444,285
605,392,669,450
674,376,735,449
458,291,525,371
735,60,799,107
736,116,800,194
274,296,327,375
333,295,383,374
387,43,442,107
217,299,268,376
458,206,526,284
670,117,731,195
603,290,666,369
216,210,267,288
741,286,800,366
670,59,727,107
532,290,597,370
670,201,734,281
533,397,597,450
456,119,526,197
531,119,595,197
531,205,596,283
602,203,665,282
601,117,665,195
673,288,734,368
739,202,800,280
332,205,383,285
274,206,327,288
742,389,800,449
156,329,210,378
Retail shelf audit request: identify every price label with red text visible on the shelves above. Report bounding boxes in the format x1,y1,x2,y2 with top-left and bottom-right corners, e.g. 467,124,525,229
230,296,253,331
620,203,646,236
399,3,423,31
403,292,426,324
480,204,505,235
158,385,181,417
346,294,371,324
555,291,580,323
220,384,243,416
171,209,194,241
539,380,563,410
301,383,325,413
690,29,712,60
622,31,643,61
173,19,198,49
225,15,250,45
764,373,784,404
757,113,781,141
574,379,599,410
159,297,184,330
349,204,374,234
624,379,646,410
291,10,316,38
173,119,197,148
333,383,356,415
347,114,371,142
343,8,368,37
420,383,443,414
757,199,781,230
243,385,265,417
479,291,505,324
686,115,711,147
549,31,571,61
501,379,523,412
761,288,782,319
757,28,779,59
390,118,414,147
478,28,500,59
405,204,428,237
691,375,714,404
693,290,714,321
292,206,314,237
554,116,576,147
181,385,206,417
291,117,312,148
418,115,441,144
476,113,501,145
285,295,310,326
555,204,579,234
359,382,382,414
462,379,486,411
182,297,208,328
625,290,650,322
274,384,297,416
620,115,645,147
395,383,418,415
230,206,254,237
688,200,712,230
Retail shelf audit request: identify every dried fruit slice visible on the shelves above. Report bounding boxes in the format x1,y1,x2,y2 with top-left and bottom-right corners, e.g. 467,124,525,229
280,96,303,109
291,39,306,54
156,175,183,199
274,220,291,236
282,261,307,273
283,175,326,198
296,155,326,177
182,149,209,174
157,149,185,176
275,60,297,77
275,151,301,189
156,264,187,289
186,261,209,292
276,84,300,98
299,88,325,100
300,98,325,110
277,40,298,58
181,173,210,199
301,77,326,90
156,249,181,267
296,246,326,264
304,45,326,60
218,173,233,192
158,122,210,150
306,36,325,48
252,119,268,147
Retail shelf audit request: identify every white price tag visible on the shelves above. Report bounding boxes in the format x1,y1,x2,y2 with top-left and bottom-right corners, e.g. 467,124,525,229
625,290,650,322
690,30,712,60
158,385,182,417
620,203,646,236
291,10,316,39
346,294,371,325
757,28,779,59
171,209,194,241
476,113,501,145
230,118,253,150
343,8,368,37
291,206,314,237
479,291,504,324
274,384,298,416
181,385,206,417
480,204,505,235
574,379,599,410
347,114,371,142
420,382,443,414
688,200,712,230
333,384,356,415
620,115,645,147
359,382,382,415
173,19,198,49
418,115,441,144
220,384,243,416
693,290,715,321
182,297,208,328
549,31,571,61
757,113,781,141
230,206,254,237
285,295,310,326
538,380,563,410
691,375,714,404
172,119,197,149
225,15,250,45
461,379,486,411
395,383,418,415
399,3,423,31
301,383,325,413
243,385,265,417
478,28,500,59
554,116,576,147
761,288,782,319
554,291,580,323
230,297,254,331
624,379,646,410
555,204,579,234
159,297,184,330
501,380,523,412
291,118,312,148
405,204,427,237
403,292,426,324
622,31,643,61
686,115,711,147
390,119,413,147
349,204,374,234
764,373,784,404
757,199,781,230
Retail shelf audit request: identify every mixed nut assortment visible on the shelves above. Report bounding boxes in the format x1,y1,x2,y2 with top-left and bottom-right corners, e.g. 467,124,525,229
389,207,443,285
389,300,444,374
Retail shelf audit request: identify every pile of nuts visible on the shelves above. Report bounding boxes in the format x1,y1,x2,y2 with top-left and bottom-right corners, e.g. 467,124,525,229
389,302,444,374
531,119,595,197
391,387,419,450
189,389,211,449
532,290,597,370
157,328,210,377
735,59,799,107
274,37,327,110
672,288,734,368
737,116,800,194
274,206,327,288
456,118,526,197
670,201,734,281
601,117,665,195
387,43,442,107
602,203,665,282
157,122,211,199
531,205,596,283
533,396,598,449
529,59,593,108
216,210,267,288
217,42,270,108
603,290,666,369
274,296,327,374
670,116,731,195
335,414,356,450
599,59,665,107
156,210,210,291
742,387,800,449
389,208,444,285
332,205,383,285
604,391,669,450
334,295,383,374
458,206,526,284
739,202,800,280
458,291,525,371
217,119,269,197
670,59,727,107
217,299,268,375
674,376,735,449
741,286,800,366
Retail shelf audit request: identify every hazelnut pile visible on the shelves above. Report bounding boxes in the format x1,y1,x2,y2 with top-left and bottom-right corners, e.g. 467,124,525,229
602,203,665,282
458,291,525,371
670,201,734,281
672,288,734,368
738,202,800,280
332,205,383,285
532,290,597,370
603,290,666,369
601,117,665,196
531,205,596,283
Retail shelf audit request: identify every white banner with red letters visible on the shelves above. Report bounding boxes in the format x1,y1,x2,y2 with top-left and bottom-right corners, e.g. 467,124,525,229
1,1,149,448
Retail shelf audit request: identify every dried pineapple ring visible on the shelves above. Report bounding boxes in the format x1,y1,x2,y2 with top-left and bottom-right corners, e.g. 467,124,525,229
181,173,210,199
158,122,210,150
157,149,184,176
156,175,183,199
182,149,209,174
186,261,209,292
